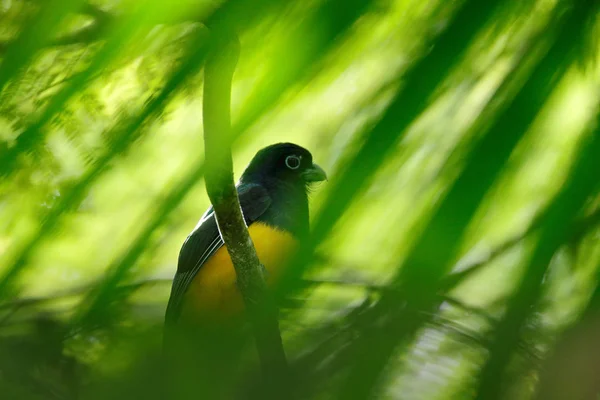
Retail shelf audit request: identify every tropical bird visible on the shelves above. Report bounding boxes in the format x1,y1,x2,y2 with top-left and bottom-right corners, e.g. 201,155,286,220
164,142,327,328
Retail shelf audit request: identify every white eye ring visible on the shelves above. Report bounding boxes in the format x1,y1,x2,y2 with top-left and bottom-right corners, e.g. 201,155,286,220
285,155,301,170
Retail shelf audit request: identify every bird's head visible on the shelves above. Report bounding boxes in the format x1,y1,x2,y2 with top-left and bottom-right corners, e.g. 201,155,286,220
240,143,327,189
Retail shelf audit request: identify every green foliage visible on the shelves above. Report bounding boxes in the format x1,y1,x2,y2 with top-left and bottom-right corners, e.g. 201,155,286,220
0,0,599,399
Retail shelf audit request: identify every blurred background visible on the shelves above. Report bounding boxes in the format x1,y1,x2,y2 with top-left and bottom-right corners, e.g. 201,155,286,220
1,0,600,398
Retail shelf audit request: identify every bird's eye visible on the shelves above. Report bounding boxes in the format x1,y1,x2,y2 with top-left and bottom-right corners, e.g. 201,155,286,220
285,155,301,170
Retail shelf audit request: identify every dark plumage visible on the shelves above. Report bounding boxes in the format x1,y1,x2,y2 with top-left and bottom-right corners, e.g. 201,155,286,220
164,143,326,326
240,143,323,237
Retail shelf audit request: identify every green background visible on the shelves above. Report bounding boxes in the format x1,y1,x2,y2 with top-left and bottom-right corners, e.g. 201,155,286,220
1,0,599,398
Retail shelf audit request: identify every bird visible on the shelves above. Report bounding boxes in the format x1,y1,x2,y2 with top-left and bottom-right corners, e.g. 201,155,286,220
164,142,327,328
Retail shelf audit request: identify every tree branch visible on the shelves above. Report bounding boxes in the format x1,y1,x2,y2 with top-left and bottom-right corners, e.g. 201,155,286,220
442,205,600,292
0,5,110,54
202,28,289,392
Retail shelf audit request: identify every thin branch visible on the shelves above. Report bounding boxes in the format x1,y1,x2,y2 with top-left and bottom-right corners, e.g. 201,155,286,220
0,278,171,313
442,205,600,292
0,11,109,54
202,27,289,392
51,21,107,47
0,0,270,54
80,3,111,22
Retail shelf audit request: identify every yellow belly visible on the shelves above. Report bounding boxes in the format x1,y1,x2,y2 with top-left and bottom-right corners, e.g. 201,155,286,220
180,222,297,323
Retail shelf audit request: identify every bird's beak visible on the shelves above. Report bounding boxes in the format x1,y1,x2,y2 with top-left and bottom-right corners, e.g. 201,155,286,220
302,163,327,182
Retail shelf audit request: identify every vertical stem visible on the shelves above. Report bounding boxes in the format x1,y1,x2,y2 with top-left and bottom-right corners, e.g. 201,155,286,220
202,27,289,394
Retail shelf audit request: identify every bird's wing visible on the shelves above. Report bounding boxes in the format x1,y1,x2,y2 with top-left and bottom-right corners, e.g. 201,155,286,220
164,183,272,325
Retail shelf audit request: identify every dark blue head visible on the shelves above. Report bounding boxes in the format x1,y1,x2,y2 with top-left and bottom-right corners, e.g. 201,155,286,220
240,143,326,236
240,143,327,189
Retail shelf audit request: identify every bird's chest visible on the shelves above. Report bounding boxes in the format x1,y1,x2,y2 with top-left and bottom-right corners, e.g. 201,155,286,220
180,222,297,322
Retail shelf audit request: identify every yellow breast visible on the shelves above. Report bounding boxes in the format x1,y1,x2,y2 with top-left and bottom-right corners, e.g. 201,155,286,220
180,222,297,323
